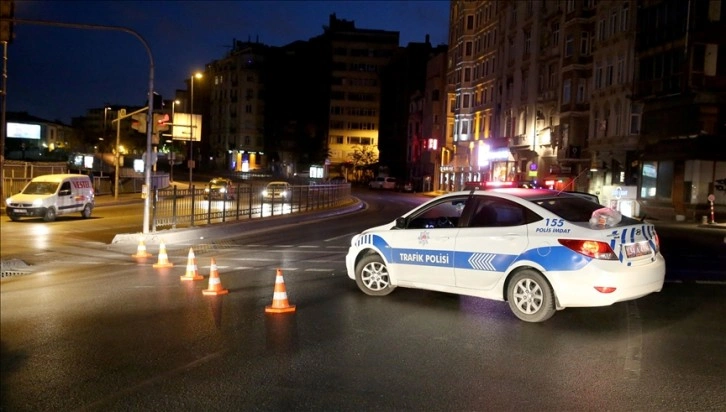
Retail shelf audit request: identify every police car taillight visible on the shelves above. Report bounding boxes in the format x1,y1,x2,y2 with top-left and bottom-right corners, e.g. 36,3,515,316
558,239,618,260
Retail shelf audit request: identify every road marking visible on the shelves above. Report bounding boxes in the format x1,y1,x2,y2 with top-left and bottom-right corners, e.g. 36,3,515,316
624,301,642,381
304,268,334,272
325,232,357,242
299,245,319,248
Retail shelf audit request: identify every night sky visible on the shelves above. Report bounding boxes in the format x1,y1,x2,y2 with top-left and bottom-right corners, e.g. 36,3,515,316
6,0,451,124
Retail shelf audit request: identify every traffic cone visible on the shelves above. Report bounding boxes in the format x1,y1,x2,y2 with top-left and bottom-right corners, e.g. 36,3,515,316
202,258,228,296
152,241,174,268
131,238,153,258
180,247,203,281
265,269,296,313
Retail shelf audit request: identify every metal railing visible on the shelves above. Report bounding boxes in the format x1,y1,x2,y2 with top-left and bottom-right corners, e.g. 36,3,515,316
151,183,352,231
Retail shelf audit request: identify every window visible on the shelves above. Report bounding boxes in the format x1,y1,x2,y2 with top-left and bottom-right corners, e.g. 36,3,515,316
617,55,625,84
629,106,640,135
563,79,572,104
580,31,589,55
464,67,471,82
467,198,535,228
606,60,614,86
465,41,473,56
566,0,575,13
610,10,618,36
595,61,603,88
524,31,531,54
467,15,474,30
621,2,630,32
598,19,606,41
565,35,573,57
552,22,560,46
463,94,470,108
577,81,586,102
407,197,467,229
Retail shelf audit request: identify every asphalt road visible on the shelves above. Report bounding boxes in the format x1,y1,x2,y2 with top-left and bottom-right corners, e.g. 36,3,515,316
1,190,725,411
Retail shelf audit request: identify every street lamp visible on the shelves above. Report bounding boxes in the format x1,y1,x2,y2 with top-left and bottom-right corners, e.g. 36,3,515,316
170,99,179,182
189,72,203,188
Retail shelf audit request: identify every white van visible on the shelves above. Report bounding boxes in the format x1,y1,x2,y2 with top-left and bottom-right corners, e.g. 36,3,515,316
5,174,95,222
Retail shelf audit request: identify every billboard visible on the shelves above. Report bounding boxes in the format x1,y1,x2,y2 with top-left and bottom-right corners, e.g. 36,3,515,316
171,113,201,142
7,122,41,139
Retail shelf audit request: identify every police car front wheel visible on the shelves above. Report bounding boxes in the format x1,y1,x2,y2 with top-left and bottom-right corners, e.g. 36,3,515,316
506,269,556,322
355,254,394,296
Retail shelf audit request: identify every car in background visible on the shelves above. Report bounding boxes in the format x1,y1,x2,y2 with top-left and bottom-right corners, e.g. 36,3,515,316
396,180,414,193
369,176,397,190
204,177,235,200
346,188,665,322
262,181,291,201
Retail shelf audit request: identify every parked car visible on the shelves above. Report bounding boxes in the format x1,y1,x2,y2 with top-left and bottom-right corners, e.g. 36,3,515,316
369,176,397,190
262,181,291,201
396,180,414,193
346,188,665,322
204,177,234,200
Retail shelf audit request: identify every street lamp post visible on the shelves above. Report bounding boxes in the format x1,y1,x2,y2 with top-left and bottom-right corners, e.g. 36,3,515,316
103,106,110,176
189,72,202,188
170,99,179,182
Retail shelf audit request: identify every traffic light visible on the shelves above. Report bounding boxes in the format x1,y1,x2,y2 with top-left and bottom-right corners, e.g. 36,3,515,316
153,113,170,134
131,113,147,133
0,0,14,44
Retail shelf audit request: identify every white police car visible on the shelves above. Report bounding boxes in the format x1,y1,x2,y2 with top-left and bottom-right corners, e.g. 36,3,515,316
345,188,666,322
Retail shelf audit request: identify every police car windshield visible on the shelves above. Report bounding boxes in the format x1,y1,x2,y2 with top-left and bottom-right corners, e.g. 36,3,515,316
533,197,605,222
22,182,58,195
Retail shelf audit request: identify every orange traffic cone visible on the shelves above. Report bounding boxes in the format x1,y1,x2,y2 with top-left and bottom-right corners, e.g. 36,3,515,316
202,258,228,296
180,247,203,281
152,241,174,268
265,269,296,313
131,238,153,258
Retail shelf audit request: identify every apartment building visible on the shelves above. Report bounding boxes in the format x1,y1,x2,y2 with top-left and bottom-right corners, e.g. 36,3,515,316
317,15,399,176
633,0,726,220
445,0,723,220
206,40,268,173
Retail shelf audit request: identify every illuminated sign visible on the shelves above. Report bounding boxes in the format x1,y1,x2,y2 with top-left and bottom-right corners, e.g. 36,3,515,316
8,122,41,139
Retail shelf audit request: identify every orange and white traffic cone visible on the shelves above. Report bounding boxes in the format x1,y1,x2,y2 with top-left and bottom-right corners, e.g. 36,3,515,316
131,238,153,258
265,269,296,313
202,258,228,296
152,241,174,268
180,247,203,281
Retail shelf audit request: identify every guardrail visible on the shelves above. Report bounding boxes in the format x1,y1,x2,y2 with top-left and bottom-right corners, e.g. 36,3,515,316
151,183,351,231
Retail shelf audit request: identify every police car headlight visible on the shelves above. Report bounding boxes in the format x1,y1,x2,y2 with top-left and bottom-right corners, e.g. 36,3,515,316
32,199,43,207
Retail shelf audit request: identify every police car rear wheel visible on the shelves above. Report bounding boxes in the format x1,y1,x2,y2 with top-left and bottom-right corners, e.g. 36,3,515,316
355,254,394,296
43,207,57,222
81,204,92,219
507,269,555,322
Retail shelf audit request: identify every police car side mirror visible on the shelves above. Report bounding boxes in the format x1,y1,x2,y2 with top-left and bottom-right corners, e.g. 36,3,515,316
394,217,407,229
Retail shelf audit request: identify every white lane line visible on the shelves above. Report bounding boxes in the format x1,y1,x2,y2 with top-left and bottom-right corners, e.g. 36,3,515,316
324,233,357,242
304,268,334,272
299,245,319,248
624,300,642,381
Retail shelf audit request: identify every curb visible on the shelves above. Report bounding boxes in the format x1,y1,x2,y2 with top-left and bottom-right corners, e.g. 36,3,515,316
110,198,366,247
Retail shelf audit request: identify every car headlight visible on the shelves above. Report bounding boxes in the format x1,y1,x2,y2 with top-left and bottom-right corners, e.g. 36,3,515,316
262,190,268,196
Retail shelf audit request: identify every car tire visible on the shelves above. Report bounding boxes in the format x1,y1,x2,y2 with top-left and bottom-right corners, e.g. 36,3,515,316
43,207,57,222
506,269,556,322
355,254,395,296
81,204,92,219
8,212,20,221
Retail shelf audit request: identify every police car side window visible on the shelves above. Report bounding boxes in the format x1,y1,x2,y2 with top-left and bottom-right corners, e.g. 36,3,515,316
407,197,467,229
468,198,534,227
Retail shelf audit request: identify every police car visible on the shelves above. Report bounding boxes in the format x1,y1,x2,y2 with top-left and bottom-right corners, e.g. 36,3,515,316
345,188,666,322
